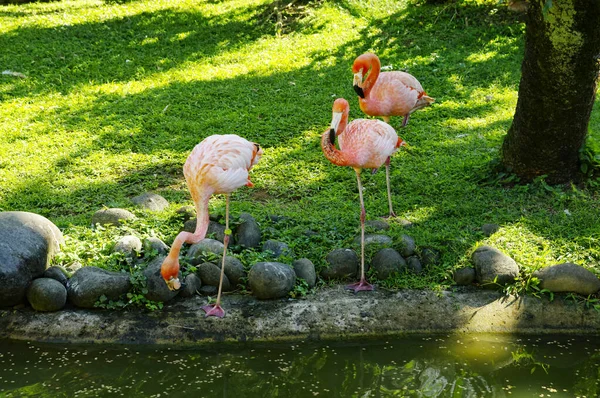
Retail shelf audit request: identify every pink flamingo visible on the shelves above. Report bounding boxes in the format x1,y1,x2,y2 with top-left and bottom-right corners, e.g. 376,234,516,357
352,52,434,128
160,134,262,318
321,98,405,292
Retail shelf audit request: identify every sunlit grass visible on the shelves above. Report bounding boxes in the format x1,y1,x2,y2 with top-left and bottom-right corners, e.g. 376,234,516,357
0,0,599,293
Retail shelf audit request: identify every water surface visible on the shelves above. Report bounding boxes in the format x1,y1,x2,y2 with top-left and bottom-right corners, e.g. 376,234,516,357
1,334,599,397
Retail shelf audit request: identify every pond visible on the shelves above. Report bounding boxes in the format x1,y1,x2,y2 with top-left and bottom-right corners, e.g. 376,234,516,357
1,334,599,397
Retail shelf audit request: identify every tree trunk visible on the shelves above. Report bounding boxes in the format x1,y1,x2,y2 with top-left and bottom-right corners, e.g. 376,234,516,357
501,0,600,184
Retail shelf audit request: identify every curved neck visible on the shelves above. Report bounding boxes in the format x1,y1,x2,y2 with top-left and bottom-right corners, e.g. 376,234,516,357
165,190,211,261
321,131,348,167
363,56,380,98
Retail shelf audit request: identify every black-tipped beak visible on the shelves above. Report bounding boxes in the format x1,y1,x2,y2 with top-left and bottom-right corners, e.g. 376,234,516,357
329,128,336,145
353,85,365,99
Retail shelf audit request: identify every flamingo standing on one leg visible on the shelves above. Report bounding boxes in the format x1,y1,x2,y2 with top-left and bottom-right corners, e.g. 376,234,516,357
352,52,435,128
160,134,262,318
321,98,405,292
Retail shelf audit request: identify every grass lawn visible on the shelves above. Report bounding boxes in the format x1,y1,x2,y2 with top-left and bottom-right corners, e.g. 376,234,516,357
1,0,599,295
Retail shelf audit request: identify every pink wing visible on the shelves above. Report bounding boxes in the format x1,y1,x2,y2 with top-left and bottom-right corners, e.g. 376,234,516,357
339,119,398,169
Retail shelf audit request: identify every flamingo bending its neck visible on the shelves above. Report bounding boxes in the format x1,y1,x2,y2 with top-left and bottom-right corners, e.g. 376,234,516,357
321,98,405,292
160,134,262,318
353,52,434,127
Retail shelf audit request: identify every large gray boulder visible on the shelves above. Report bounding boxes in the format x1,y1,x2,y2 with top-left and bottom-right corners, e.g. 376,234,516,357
235,212,261,249
179,273,202,298
533,263,600,295
248,262,296,300
0,211,64,307
186,239,225,262
321,249,359,280
143,256,180,303
472,245,519,287
131,193,169,211
67,266,131,308
92,208,136,227
371,248,406,280
26,278,67,312
198,262,231,291
292,258,316,287
222,256,245,287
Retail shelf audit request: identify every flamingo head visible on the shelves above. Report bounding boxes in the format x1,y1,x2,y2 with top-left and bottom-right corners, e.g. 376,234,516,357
160,256,181,291
352,53,379,99
251,142,263,167
330,98,349,141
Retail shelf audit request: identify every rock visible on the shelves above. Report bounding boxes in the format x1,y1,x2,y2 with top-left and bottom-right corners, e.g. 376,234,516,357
43,266,69,286
472,245,519,287
292,258,316,287
406,256,423,274
398,234,416,257
143,237,169,256
235,212,261,249
207,221,227,243
248,262,296,300
198,262,231,291
222,256,245,287
67,266,131,308
399,219,413,228
65,261,83,274
198,285,218,296
262,240,293,258
113,235,142,259
26,278,67,312
186,239,225,263
482,223,500,237
179,273,202,298
183,219,196,233
176,205,196,222
321,249,359,280
365,220,390,231
533,263,600,295
353,234,393,247
131,193,169,211
421,247,441,267
0,211,64,307
92,208,136,227
371,248,406,280
454,267,476,285
142,256,180,303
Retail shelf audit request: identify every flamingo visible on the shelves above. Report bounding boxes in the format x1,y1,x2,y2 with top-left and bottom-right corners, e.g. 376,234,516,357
321,98,405,292
352,52,434,128
160,134,263,318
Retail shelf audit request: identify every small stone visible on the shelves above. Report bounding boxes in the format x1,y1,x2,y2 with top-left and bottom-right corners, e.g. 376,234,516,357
186,239,225,262
92,208,136,227
142,256,180,303
207,221,227,243
454,267,476,285
235,212,261,249
222,256,245,287
482,223,500,237
198,262,231,291
131,193,169,211
248,262,296,300
183,219,196,233
533,263,600,295
371,248,406,280
292,258,316,287
143,237,169,256
262,240,293,258
472,245,519,287
179,273,202,298
175,206,196,222
353,234,393,247
113,235,142,259
321,249,359,280
26,278,67,312
67,266,131,308
398,234,416,257
399,219,413,228
42,266,69,286
365,220,390,231
406,256,423,274
421,247,441,267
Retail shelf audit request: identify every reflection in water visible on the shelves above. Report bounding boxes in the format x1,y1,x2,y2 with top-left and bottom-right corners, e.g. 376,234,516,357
0,334,598,397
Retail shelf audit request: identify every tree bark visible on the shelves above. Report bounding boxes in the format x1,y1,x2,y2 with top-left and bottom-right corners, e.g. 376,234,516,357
501,0,600,184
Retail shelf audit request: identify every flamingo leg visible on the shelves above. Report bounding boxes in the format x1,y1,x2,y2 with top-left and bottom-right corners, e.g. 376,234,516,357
346,169,374,293
202,194,230,318
385,157,396,218
401,114,410,127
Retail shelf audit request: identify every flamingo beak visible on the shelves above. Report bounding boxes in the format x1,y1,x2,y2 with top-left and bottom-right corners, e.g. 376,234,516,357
329,128,336,145
330,111,343,138
165,277,181,291
353,71,364,98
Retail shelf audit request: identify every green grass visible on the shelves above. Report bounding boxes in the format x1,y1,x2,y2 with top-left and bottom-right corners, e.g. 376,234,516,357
1,0,599,293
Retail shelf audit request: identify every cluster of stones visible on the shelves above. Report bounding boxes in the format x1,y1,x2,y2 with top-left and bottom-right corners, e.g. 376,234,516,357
453,223,600,296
